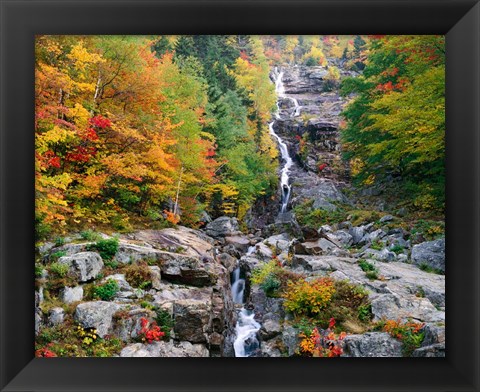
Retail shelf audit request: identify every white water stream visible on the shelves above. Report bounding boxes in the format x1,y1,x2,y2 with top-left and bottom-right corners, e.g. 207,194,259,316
232,68,301,357
269,68,301,213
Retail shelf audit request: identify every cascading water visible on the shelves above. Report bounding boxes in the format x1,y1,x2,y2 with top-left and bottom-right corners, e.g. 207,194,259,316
232,266,261,357
268,67,301,213
232,67,299,357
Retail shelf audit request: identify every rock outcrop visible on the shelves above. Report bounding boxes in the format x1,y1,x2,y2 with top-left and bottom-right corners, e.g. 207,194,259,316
37,225,237,357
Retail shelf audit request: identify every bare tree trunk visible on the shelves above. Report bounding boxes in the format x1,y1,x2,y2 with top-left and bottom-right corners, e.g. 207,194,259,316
173,166,184,216
93,73,102,111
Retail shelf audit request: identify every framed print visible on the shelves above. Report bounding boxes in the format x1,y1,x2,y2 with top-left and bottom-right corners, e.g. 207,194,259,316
1,0,479,391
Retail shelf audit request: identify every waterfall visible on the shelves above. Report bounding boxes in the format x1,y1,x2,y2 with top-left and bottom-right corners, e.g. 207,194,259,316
232,67,299,357
269,68,299,213
231,267,245,304
232,266,261,357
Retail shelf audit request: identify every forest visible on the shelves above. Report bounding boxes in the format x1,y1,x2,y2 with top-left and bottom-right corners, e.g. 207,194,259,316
35,35,444,239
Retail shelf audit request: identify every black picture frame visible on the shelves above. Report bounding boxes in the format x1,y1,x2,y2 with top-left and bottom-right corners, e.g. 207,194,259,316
1,0,479,391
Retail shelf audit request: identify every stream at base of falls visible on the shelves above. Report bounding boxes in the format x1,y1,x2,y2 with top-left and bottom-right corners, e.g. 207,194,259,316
232,68,300,357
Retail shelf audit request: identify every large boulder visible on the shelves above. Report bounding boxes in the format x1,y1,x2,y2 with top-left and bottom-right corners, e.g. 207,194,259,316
370,293,444,323
282,326,300,356
204,217,240,238
259,318,282,341
173,299,211,343
216,253,237,273
412,343,445,357
59,286,84,304
331,230,353,247
48,307,65,326
58,252,103,282
374,262,445,308
120,341,209,357
160,252,216,287
411,238,445,273
264,234,291,253
342,332,403,357
124,226,214,258
295,238,341,256
422,323,445,346
349,226,366,245
114,245,217,287
74,301,123,337
361,248,396,262
112,307,155,341
224,235,251,252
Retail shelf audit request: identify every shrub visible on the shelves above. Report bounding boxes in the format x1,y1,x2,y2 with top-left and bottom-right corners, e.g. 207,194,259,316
411,219,445,241
376,319,425,356
54,237,66,247
358,304,373,322
124,262,152,289
76,325,99,346
138,317,165,344
35,213,52,242
390,244,404,254
104,260,119,269
293,200,347,228
49,250,67,262
419,263,444,275
315,280,371,328
358,259,379,280
283,277,336,317
251,260,303,297
80,230,101,242
347,209,382,226
35,263,44,278
251,260,280,286
298,318,346,357
48,262,69,278
358,259,376,272
92,279,119,301
369,240,384,251
87,237,119,261
261,274,281,296
292,317,317,336
35,345,57,357
35,322,125,357
154,309,174,340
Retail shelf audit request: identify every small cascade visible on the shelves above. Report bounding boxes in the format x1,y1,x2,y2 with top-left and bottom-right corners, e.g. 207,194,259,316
231,266,261,357
231,267,245,304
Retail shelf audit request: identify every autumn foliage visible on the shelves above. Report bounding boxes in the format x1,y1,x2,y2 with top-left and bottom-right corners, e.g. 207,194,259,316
299,318,347,357
35,35,278,236
340,35,445,213
139,317,165,344
283,277,336,316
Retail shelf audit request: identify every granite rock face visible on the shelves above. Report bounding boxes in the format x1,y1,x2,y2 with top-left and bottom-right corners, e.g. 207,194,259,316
411,238,445,273
342,332,403,357
58,252,104,282
204,217,240,238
